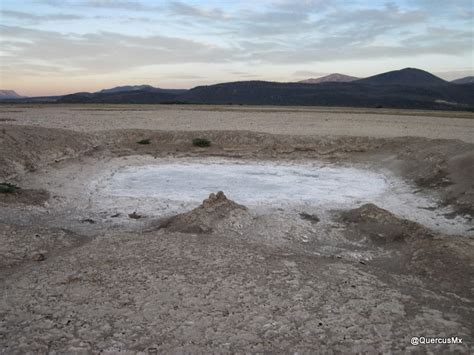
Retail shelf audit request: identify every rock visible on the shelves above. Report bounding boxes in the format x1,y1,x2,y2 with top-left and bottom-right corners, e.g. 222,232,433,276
31,253,45,261
81,218,96,224
128,212,142,219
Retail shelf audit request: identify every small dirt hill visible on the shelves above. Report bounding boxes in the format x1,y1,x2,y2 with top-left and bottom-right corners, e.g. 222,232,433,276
158,191,253,234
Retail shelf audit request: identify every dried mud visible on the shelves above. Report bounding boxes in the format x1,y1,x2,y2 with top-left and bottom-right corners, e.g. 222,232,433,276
0,106,473,352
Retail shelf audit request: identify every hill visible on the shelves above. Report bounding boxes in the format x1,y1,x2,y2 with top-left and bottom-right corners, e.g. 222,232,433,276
299,73,359,84
356,68,447,86
452,76,474,84
97,85,187,95
180,80,473,110
0,90,25,99
59,90,185,104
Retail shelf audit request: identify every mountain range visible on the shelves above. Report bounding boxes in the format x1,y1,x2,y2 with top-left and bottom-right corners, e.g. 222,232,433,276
2,68,473,111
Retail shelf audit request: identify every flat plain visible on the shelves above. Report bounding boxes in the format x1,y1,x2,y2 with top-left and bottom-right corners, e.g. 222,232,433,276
1,104,473,141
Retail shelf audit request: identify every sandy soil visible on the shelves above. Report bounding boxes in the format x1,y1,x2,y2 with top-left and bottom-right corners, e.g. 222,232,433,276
0,105,473,353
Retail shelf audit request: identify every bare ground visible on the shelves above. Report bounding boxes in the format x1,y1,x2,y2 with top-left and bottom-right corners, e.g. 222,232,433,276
1,104,473,142
0,105,473,353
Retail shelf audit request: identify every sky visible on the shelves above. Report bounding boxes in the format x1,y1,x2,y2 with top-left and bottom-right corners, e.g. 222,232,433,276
0,0,473,96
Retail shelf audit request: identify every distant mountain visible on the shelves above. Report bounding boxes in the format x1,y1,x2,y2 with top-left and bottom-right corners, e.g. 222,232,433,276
97,85,187,95
299,73,359,84
452,76,474,84
0,90,25,99
356,68,448,86
180,78,474,110
59,89,186,104
59,85,188,103
5,68,474,111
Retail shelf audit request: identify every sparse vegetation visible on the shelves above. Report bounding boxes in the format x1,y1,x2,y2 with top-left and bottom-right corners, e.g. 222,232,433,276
137,138,151,145
192,138,211,147
0,183,20,194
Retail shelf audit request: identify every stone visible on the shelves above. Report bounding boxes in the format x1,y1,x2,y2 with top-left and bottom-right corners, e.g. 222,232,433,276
31,253,45,261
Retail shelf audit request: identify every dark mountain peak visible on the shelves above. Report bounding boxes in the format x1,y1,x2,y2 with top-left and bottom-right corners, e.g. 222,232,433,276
452,76,474,84
356,68,447,86
299,73,359,84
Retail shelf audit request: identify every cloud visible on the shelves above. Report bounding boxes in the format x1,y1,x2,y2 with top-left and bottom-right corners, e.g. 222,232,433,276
241,23,472,64
229,71,259,78
435,69,474,81
246,39,472,64
0,25,236,76
225,2,470,64
168,1,229,20
293,70,327,77
81,0,153,10
400,26,473,44
0,10,82,22
228,2,323,37
37,0,157,11
165,73,204,79
315,3,426,42
163,0,337,37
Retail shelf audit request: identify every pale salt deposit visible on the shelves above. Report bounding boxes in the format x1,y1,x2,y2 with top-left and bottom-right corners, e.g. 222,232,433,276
91,158,472,235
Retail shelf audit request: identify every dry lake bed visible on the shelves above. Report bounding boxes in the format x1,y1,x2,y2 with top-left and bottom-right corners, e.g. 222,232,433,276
1,105,473,352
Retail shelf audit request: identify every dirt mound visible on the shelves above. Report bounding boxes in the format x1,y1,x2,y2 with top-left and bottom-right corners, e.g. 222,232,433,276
444,151,474,215
384,137,474,217
340,203,432,244
201,190,243,209
340,203,474,298
0,125,96,180
159,191,253,234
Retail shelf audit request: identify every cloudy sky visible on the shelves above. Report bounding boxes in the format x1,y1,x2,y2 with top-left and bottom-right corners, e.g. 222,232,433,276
0,0,473,96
